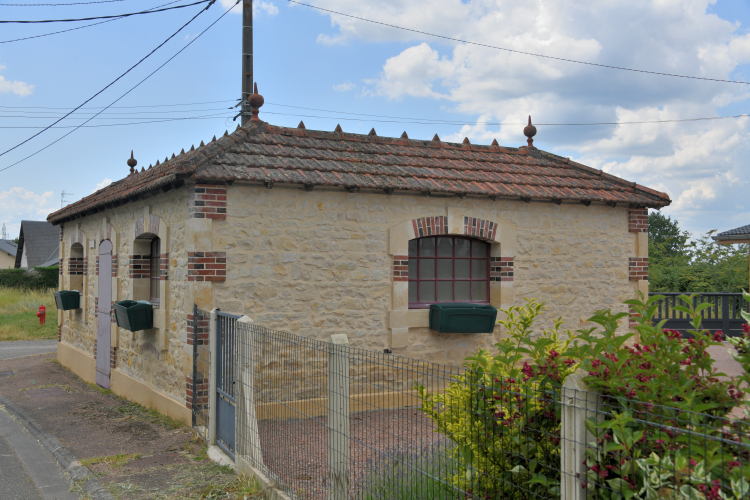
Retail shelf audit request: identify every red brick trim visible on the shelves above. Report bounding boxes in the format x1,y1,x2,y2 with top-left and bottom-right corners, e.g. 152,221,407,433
110,347,117,369
185,374,209,410
187,252,226,282
464,216,498,240
160,253,169,280
189,184,227,220
491,256,514,281
629,306,642,328
411,216,447,237
128,255,150,279
68,257,84,275
629,257,648,281
186,310,209,346
629,209,648,233
392,254,409,281
57,324,61,342
112,255,117,278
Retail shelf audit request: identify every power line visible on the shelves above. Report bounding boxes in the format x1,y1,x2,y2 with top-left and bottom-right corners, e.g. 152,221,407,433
0,107,230,116
287,0,750,86
0,115,234,128
1,0,129,6
0,0,183,44
0,0,210,23
0,0,215,161
0,0,239,173
0,99,233,109
0,111,230,119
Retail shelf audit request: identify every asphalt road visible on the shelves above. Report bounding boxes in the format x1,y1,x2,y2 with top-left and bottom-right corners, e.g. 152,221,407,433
0,340,77,499
0,340,57,361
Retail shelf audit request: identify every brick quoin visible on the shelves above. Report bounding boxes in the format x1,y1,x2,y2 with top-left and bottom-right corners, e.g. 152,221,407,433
189,184,227,220
629,208,648,233
187,252,226,282
629,257,648,281
392,255,409,282
110,347,117,369
490,256,514,282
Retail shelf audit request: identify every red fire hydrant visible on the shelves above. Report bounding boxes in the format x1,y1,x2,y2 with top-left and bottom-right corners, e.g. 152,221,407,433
36,305,46,325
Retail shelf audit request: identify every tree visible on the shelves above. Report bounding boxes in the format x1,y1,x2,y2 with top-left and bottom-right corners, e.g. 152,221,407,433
647,211,749,293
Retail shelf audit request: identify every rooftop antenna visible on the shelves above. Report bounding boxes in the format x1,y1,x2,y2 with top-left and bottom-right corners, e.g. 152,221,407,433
1,223,6,240
61,190,74,208
241,0,253,126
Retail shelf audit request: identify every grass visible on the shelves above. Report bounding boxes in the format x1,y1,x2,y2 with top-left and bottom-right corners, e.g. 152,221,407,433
0,287,58,341
116,400,185,430
360,443,460,500
81,453,141,468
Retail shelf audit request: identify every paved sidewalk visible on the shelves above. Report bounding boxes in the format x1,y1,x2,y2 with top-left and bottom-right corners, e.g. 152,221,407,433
0,351,245,499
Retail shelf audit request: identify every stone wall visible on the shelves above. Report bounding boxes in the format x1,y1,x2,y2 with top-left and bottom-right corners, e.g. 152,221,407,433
58,188,192,403
215,183,641,365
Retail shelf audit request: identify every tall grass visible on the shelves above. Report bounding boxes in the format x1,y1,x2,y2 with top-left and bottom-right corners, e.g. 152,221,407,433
0,287,58,341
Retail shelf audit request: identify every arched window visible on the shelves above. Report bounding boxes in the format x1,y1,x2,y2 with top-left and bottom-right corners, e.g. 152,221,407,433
408,236,489,308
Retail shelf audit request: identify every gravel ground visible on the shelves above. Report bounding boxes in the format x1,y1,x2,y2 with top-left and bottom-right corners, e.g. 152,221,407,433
257,408,451,500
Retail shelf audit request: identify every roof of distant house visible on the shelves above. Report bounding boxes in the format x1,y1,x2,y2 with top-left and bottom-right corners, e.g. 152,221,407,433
15,221,60,269
713,224,750,242
48,119,671,225
0,239,17,258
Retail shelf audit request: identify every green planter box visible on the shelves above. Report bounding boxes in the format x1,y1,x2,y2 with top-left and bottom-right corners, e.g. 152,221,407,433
54,290,80,311
429,303,498,333
113,300,154,332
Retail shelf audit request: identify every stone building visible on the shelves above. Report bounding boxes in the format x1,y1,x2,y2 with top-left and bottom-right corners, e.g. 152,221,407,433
47,102,669,423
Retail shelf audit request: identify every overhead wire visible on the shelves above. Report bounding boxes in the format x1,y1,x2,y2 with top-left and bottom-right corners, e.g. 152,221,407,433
0,0,240,173
0,0,210,23
0,0,216,161
286,0,750,86
1,0,130,6
0,114,234,129
0,0,184,44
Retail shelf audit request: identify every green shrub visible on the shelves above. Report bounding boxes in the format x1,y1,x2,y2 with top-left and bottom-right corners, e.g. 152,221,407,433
0,266,58,290
418,300,578,499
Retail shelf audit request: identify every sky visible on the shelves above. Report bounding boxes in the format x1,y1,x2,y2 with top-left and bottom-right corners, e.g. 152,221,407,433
1,0,750,240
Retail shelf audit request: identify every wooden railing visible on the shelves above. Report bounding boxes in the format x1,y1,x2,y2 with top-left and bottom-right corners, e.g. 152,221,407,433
648,292,748,337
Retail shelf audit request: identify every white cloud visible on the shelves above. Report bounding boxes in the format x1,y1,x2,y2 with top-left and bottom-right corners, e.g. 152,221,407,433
333,81,356,92
306,0,750,235
220,0,278,16
0,188,56,226
93,179,113,193
0,64,33,97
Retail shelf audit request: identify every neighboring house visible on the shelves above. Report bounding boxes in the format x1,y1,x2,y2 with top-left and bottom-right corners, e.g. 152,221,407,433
0,239,17,269
712,224,750,286
47,101,670,424
14,220,60,269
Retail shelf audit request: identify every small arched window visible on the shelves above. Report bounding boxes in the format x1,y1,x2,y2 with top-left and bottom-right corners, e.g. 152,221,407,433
408,236,489,309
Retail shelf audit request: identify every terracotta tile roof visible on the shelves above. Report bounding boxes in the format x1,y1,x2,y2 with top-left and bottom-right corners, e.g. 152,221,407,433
48,121,671,225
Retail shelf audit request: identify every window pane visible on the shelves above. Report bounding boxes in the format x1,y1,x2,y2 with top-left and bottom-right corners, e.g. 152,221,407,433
408,239,418,256
420,238,436,257
455,259,470,279
437,259,452,279
408,281,417,302
455,238,470,257
436,237,453,257
472,242,487,258
437,282,453,302
455,281,470,300
472,281,488,301
419,259,435,279
408,258,417,276
419,281,435,302
472,259,487,278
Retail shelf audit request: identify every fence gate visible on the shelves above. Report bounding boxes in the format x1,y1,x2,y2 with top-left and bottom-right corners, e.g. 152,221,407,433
216,311,240,459
650,292,749,337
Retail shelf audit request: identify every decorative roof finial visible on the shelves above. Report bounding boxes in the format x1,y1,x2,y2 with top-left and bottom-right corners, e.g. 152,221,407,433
524,116,537,148
249,82,264,123
127,150,137,175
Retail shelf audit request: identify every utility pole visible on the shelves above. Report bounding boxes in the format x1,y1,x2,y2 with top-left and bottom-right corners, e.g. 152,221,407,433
1,224,6,240
241,0,253,126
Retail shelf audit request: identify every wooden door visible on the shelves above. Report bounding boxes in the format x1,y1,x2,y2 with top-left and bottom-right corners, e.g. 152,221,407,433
96,240,112,389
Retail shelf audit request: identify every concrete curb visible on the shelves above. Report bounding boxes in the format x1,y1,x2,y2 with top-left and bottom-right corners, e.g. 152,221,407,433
0,393,113,500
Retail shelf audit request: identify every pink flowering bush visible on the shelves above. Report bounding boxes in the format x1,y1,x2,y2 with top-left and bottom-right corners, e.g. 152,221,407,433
574,294,750,499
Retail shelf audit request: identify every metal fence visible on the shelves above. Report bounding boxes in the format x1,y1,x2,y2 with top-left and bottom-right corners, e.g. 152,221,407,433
650,292,749,337
229,321,750,500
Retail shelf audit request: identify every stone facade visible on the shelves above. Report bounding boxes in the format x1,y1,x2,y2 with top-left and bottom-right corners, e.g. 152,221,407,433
58,189,193,407
56,179,649,419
